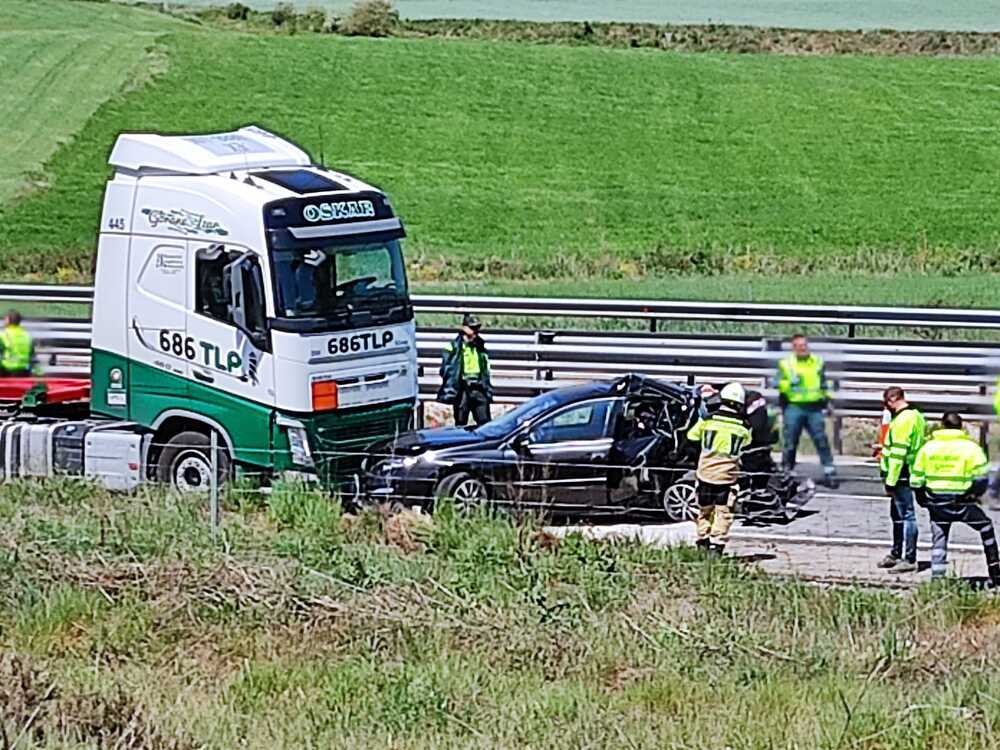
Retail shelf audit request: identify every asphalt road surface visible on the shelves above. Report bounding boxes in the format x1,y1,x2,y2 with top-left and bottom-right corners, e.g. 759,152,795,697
550,457,1000,588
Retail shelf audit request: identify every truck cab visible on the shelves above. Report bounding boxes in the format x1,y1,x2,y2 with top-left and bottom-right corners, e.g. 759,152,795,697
90,126,417,491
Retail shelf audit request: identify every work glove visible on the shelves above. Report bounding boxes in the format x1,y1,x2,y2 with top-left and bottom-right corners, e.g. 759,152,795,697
914,488,928,507
884,484,895,497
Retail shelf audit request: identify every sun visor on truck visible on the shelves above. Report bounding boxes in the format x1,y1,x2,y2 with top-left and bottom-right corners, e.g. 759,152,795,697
264,192,405,248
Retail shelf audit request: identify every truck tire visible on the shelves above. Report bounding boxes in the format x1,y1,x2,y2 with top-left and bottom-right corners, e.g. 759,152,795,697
156,431,230,493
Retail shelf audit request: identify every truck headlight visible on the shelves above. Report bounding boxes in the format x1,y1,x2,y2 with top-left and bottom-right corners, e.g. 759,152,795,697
287,427,314,468
277,416,314,468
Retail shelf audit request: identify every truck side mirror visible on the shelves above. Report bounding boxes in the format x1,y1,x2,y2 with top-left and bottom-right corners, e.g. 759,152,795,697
223,252,269,351
224,253,251,331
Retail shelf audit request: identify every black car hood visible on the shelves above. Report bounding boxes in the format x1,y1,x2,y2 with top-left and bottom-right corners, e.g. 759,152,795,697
380,426,485,456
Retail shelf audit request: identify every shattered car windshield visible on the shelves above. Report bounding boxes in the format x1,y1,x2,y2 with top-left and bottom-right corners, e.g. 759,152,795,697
272,239,408,319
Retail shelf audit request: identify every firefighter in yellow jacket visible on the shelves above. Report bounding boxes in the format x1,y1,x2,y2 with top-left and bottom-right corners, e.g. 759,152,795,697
687,383,751,556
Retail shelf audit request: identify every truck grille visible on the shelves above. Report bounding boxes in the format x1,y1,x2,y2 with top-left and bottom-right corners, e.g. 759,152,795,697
310,401,413,482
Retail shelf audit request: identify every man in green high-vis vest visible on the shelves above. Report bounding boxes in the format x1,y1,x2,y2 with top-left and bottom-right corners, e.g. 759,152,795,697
776,334,838,489
0,310,35,377
437,313,494,427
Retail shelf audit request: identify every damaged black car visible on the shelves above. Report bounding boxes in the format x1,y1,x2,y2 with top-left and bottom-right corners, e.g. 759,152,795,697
360,374,812,520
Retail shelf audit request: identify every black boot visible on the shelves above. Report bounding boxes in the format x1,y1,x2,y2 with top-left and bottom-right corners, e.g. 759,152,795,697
708,543,725,557
695,539,711,554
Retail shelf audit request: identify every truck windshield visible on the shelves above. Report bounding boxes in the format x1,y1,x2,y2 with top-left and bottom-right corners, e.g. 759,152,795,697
272,240,408,320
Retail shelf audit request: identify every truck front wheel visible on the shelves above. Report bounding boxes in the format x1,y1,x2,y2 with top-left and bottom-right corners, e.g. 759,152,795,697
156,431,230,493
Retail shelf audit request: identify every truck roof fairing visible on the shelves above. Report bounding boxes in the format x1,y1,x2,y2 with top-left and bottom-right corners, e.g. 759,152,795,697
109,125,311,175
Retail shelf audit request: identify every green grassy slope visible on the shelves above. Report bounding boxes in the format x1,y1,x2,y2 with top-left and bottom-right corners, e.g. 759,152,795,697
3,480,1000,748
0,1,187,205
3,25,1000,284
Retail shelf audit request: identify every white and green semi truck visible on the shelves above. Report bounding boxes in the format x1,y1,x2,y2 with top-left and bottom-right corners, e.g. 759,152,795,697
1,127,417,492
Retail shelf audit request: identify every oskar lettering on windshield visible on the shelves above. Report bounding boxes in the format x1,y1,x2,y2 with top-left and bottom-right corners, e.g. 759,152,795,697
158,330,243,372
302,200,376,223
328,330,395,355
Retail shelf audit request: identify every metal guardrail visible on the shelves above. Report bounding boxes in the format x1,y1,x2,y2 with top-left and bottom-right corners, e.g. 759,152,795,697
9,283,1000,333
412,294,1000,336
5,283,1000,445
0,284,94,303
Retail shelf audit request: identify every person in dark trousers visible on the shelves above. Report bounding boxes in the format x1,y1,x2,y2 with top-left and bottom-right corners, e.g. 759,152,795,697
877,386,926,574
911,412,1000,588
701,384,775,501
776,334,839,488
741,387,776,489
0,310,35,376
437,313,493,427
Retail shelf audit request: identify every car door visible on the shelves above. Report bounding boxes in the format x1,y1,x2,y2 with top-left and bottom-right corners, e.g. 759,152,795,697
609,398,664,508
518,398,622,511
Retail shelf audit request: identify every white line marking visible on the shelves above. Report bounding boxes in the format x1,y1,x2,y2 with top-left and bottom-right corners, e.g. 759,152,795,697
814,493,883,502
730,530,983,553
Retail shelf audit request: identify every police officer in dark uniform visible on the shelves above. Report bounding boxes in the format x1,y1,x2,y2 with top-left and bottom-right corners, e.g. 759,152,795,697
437,313,493,426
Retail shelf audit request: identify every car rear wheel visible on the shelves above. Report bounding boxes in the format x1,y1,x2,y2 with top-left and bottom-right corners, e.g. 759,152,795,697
434,472,489,512
662,478,698,522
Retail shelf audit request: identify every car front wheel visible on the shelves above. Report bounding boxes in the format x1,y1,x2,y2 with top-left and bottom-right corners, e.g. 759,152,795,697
434,472,489,512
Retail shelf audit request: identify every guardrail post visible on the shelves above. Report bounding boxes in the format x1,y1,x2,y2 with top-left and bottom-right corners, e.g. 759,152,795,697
415,365,425,428
649,318,657,333
536,331,555,381
848,324,856,339
979,384,989,450
830,379,843,455
832,413,843,456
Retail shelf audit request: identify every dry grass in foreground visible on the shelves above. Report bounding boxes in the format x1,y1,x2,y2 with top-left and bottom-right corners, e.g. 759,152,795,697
2,478,1000,748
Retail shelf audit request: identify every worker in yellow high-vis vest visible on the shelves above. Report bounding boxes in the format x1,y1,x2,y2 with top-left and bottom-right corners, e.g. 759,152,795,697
776,334,838,489
911,412,1000,588
877,386,926,574
437,313,493,427
988,377,1000,510
0,310,34,377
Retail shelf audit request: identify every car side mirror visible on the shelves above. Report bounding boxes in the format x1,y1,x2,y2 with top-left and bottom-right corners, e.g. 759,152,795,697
511,433,530,453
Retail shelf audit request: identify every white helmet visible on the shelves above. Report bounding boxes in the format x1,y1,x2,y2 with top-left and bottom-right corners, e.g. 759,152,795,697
720,382,746,406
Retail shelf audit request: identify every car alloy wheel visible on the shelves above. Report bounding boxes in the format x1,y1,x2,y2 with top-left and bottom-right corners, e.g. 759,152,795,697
662,481,698,522
451,476,488,509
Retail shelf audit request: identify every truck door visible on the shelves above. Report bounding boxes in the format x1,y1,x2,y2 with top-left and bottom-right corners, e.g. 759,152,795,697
127,239,189,416
184,242,276,449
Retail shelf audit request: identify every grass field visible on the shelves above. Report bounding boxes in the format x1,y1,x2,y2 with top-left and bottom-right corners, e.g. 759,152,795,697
2,478,1000,748
0,2,187,208
4,4,1000,300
